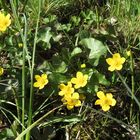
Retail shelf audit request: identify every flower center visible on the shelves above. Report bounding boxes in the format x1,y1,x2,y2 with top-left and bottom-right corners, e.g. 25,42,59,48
39,78,46,85
104,99,110,105
78,77,84,85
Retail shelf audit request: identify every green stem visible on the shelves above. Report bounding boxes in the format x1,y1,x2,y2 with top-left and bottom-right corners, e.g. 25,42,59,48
11,87,20,122
10,0,31,73
21,14,27,140
130,51,135,98
95,6,99,30
16,105,63,140
25,1,41,140
130,50,135,121
10,1,31,139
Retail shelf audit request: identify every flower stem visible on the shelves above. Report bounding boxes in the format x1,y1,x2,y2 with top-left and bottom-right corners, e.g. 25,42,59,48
25,1,41,140
130,50,135,121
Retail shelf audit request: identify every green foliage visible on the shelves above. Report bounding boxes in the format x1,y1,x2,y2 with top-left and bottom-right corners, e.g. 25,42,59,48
80,38,107,66
0,128,15,140
0,0,140,140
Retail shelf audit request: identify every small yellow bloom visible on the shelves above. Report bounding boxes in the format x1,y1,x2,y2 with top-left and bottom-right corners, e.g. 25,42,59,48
58,82,74,97
62,92,81,110
0,67,4,76
0,12,11,32
126,51,131,56
106,53,125,72
33,74,48,89
95,91,116,111
18,43,23,48
71,71,88,89
80,63,86,68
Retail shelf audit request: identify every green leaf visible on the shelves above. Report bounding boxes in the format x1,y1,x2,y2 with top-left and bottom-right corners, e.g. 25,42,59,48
97,72,110,86
0,128,15,139
49,73,67,84
79,38,107,66
37,27,52,43
80,38,107,59
51,55,67,73
70,16,81,26
87,69,110,93
39,116,82,128
71,47,82,57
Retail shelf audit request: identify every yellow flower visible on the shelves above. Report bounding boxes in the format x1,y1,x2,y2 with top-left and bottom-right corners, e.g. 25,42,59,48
62,92,81,110
0,12,11,32
80,63,86,68
33,74,48,89
58,82,74,96
95,91,116,112
18,43,23,48
71,71,88,89
0,67,4,76
126,51,131,57
106,53,125,72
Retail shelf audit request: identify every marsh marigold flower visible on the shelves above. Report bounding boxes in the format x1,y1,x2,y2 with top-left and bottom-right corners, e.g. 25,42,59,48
18,43,23,48
33,74,48,89
62,92,81,110
126,50,131,57
58,82,74,97
0,67,4,76
0,12,11,32
106,53,125,72
80,63,86,68
95,91,116,112
71,71,88,89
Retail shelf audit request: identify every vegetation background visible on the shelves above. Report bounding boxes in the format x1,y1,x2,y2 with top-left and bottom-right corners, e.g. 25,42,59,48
0,0,140,140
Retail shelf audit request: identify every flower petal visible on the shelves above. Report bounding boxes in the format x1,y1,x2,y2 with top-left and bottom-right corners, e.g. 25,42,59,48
111,99,116,106
41,74,47,79
39,85,44,89
106,93,113,99
75,100,81,107
71,78,77,84
33,82,39,87
113,53,120,59
115,65,122,70
76,71,83,78
102,105,110,111
108,66,115,71
6,14,10,19
59,84,65,90
58,91,64,96
72,92,79,100
0,67,4,76
121,57,125,64
35,75,40,80
74,84,79,89
97,91,105,99
68,82,72,87
106,58,114,65
84,74,88,80
67,105,74,110
95,99,102,105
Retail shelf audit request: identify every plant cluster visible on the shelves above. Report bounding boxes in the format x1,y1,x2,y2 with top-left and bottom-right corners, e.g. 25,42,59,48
0,0,140,140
